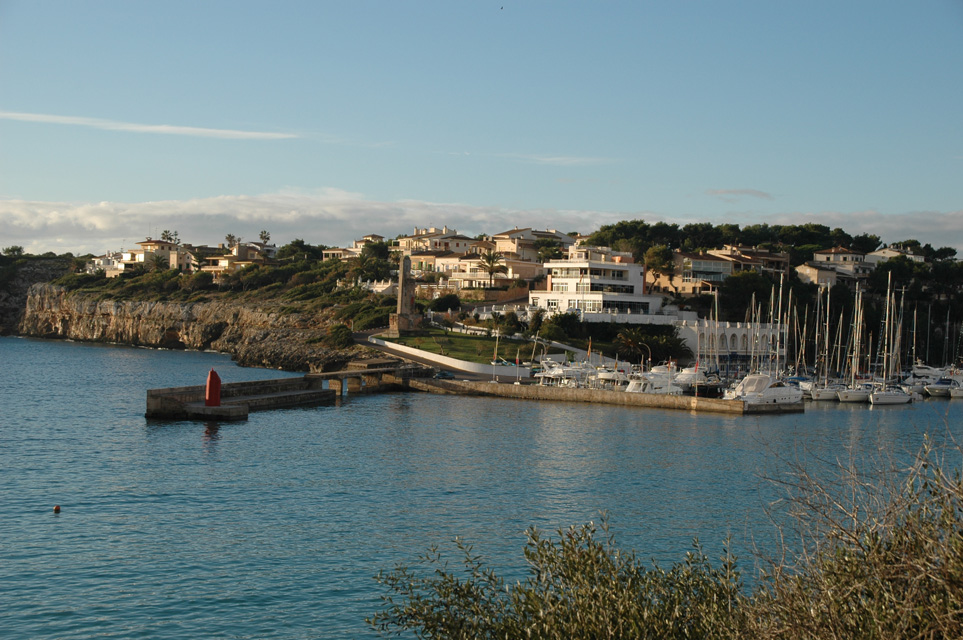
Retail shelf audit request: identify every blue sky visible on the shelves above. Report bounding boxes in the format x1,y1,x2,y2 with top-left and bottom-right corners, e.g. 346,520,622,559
2,1,962,255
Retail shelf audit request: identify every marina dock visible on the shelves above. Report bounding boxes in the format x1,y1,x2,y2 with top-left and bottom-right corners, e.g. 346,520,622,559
403,378,803,414
145,360,433,420
146,360,802,420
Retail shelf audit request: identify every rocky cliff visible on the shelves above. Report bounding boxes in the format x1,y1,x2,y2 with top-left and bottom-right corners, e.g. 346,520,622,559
0,258,71,335
18,283,371,371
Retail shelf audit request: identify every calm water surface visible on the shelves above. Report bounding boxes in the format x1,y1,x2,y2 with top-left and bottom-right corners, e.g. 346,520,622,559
2,336,961,638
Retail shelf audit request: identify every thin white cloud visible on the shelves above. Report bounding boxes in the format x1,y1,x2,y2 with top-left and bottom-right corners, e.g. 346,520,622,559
706,188,775,203
0,192,612,255
498,153,614,167
0,111,298,140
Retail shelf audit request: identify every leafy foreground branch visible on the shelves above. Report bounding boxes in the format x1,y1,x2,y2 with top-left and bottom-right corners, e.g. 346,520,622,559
369,441,963,639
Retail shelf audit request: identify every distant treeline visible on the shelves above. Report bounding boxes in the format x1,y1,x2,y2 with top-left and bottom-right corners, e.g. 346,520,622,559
582,219,958,266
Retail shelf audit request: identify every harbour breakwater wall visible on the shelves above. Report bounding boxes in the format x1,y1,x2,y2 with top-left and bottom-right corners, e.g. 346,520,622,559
18,283,368,371
147,376,336,420
405,378,797,415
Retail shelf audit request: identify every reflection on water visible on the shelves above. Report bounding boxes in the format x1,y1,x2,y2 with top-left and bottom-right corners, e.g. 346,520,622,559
2,336,962,639
203,421,221,442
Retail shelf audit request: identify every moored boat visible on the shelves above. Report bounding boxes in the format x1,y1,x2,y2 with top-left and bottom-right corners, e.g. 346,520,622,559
837,383,872,403
925,379,961,397
869,386,913,405
723,373,803,405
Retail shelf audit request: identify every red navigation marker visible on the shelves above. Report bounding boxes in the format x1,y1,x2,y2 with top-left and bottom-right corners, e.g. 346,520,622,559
205,368,222,407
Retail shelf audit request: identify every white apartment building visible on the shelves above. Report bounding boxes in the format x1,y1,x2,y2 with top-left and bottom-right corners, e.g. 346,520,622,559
865,245,926,265
529,246,667,322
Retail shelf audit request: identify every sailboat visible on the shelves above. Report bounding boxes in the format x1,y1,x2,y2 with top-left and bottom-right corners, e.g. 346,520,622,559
837,286,871,403
810,286,843,400
870,273,913,405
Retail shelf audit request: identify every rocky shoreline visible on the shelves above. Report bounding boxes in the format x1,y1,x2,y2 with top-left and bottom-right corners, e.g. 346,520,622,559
16,283,374,372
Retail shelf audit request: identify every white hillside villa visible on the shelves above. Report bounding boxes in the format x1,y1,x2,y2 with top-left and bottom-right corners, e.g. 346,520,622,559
529,245,673,324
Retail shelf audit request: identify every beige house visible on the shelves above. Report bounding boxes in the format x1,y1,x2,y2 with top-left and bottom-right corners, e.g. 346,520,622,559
408,250,453,273
434,252,544,289
323,234,386,261
396,227,474,255
707,245,790,277
795,262,839,287
491,227,575,262
200,242,275,280
647,250,734,296
119,238,177,270
796,246,872,288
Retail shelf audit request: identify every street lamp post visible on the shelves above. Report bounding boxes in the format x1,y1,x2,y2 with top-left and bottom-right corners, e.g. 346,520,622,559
640,342,652,372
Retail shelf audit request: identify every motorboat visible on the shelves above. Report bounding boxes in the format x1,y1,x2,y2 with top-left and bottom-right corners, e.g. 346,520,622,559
723,373,803,405
925,379,961,397
673,366,708,391
587,366,629,391
624,372,683,395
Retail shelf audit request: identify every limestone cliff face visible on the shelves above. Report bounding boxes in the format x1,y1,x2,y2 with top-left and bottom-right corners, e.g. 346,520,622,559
18,284,366,371
0,258,71,335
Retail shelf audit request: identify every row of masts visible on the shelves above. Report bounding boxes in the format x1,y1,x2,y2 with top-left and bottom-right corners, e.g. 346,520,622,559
693,274,961,385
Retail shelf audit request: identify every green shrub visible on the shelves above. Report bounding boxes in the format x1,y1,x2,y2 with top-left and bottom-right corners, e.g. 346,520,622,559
51,272,104,290
323,324,354,349
428,293,461,313
372,440,963,640
352,308,389,331
370,520,745,639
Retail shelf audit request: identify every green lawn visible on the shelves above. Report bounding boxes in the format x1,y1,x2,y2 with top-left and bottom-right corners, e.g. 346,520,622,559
380,327,559,365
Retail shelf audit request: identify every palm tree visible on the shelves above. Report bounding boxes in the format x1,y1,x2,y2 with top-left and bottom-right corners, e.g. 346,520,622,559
149,254,169,272
479,249,508,288
615,328,649,365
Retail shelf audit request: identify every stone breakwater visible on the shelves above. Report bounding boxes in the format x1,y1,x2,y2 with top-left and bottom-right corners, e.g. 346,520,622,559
18,283,370,372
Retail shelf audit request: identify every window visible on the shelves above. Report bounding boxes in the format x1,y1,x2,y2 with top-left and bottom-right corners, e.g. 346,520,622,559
570,300,601,312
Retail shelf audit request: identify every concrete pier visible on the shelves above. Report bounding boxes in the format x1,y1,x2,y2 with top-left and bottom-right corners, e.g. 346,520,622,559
147,361,802,420
399,378,803,415
146,361,434,420
146,376,335,420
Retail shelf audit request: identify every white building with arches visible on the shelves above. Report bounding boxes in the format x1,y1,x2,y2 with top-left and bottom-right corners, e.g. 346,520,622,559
676,318,790,376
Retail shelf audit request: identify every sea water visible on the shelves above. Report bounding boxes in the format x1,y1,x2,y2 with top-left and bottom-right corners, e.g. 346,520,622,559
2,336,961,638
